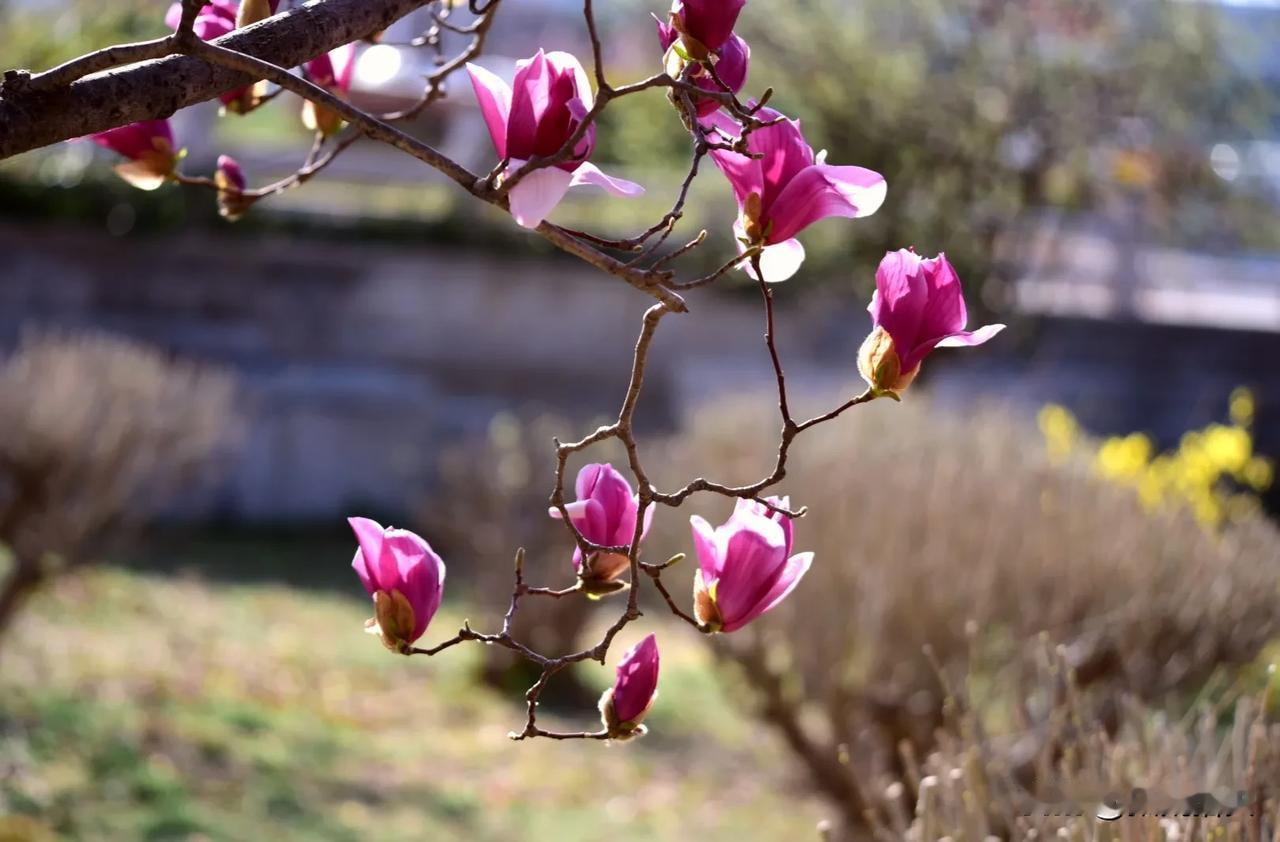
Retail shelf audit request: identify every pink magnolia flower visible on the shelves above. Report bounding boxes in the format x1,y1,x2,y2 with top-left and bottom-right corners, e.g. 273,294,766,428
164,0,279,112
656,21,749,118
467,50,644,229
215,155,245,192
599,633,660,738
858,249,1005,395
549,463,654,596
214,155,253,221
690,497,813,633
89,120,179,190
301,43,358,135
349,516,446,654
705,107,886,282
662,0,746,53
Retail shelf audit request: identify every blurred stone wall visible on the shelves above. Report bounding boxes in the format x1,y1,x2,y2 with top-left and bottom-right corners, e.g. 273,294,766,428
3,222,1277,521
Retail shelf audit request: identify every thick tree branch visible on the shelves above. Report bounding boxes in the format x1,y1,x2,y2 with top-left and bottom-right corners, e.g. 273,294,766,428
0,0,427,159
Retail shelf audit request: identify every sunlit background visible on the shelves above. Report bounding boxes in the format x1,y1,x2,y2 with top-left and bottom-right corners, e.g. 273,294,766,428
0,0,1278,839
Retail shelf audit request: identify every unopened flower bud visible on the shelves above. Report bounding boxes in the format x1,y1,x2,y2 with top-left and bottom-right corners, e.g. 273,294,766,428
214,154,254,221
88,120,180,191
599,634,660,739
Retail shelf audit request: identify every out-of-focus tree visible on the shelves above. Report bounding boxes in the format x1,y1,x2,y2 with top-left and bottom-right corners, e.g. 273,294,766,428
649,393,1280,837
0,0,161,74
600,0,1278,301
742,0,1280,299
0,332,239,639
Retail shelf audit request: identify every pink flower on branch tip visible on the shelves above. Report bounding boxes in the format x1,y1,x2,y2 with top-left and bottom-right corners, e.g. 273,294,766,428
662,0,746,54
88,120,179,191
690,497,812,633
656,20,749,119
705,107,886,283
214,155,254,221
349,516,446,654
599,633,660,739
301,43,358,135
548,463,654,598
858,249,1005,396
467,50,645,229
164,0,280,112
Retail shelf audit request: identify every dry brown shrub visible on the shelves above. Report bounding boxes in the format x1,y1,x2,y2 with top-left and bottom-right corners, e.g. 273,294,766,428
648,390,1280,834
0,331,238,636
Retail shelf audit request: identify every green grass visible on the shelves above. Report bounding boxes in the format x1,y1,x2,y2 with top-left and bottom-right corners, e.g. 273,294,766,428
0,568,827,841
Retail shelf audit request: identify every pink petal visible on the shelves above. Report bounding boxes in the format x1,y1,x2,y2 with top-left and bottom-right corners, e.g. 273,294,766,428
505,160,574,228
869,248,929,356
689,515,723,581
750,110,815,214
578,498,611,546
715,515,789,631
348,516,386,594
330,42,359,93
565,97,597,164
906,323,1007,369
466,63,513,159
705,111,763,208
679,0,746,51
933,323,1005,348
303,52,337,88
734,496,794,556
386,533,444,641
654,13,677,50
751,551,813,620
543,50,594,111
742,234,806,283
765,164,886,244
507,50,551,160
611,633,660,723
575,463,606,500
569,162,645,197
914,252,968,340
640,499,656,541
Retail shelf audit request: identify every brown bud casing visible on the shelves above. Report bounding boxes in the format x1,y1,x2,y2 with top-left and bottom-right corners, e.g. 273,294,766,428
367,588,416,654
857,326,918,396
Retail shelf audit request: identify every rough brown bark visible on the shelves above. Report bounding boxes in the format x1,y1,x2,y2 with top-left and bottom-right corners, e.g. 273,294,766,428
0,0,428,160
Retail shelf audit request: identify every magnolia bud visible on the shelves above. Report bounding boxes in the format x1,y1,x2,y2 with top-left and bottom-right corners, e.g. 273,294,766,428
599,634,660,739
857,325,917,396
214,155,254,221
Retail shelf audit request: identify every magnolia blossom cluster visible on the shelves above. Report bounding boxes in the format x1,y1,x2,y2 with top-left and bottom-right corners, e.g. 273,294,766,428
77,0,1009,741
86,0,359,211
